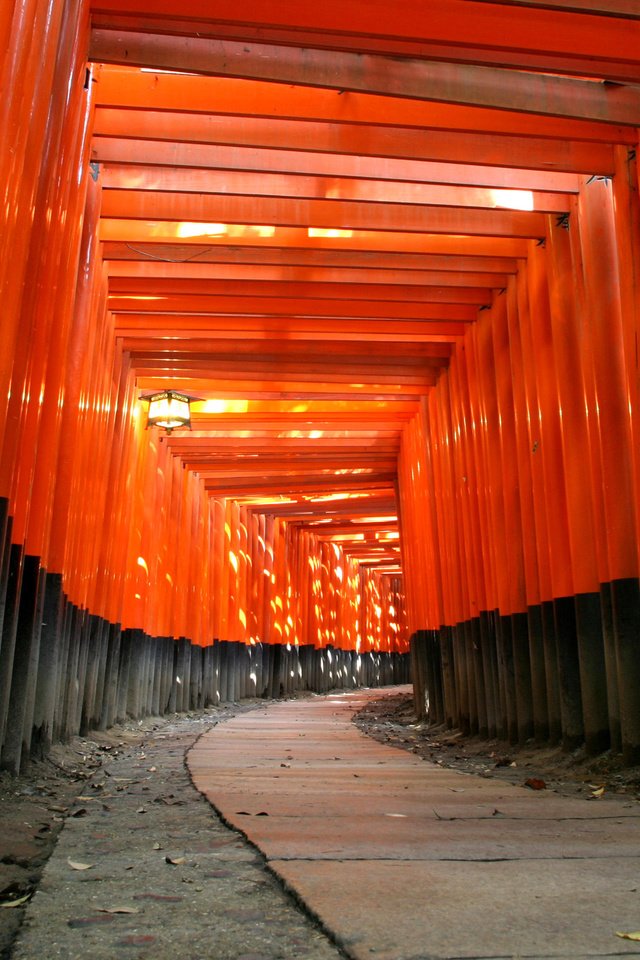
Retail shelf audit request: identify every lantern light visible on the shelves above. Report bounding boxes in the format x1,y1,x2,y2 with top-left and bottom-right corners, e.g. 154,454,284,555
141,390,194,434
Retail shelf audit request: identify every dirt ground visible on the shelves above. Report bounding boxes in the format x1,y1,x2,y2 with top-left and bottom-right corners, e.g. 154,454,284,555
1,688,639,958
0,699,348,960
352,691,640,802
0,730,142,958
0,713,213,959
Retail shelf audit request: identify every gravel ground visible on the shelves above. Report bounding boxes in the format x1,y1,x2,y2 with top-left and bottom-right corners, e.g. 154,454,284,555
1,702,345,960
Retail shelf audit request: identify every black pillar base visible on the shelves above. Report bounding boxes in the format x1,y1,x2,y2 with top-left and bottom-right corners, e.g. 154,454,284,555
611,578,640,765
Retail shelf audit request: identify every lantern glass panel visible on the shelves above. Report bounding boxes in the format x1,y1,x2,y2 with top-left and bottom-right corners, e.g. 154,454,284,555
147,392,191,430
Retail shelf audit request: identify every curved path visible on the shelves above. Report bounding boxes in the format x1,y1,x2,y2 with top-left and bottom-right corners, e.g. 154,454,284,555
189,687,640,960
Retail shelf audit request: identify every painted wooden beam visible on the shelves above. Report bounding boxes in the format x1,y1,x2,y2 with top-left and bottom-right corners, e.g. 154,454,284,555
109,277,493,305
93,66,634,145
101,220,531,258
93,138,582,193
93,109,615,175
108,262,511,289
103,243,520,274
101,189,548,239
100,162,572,213
89,30,640,126
89,15,640,83
87,2,640,76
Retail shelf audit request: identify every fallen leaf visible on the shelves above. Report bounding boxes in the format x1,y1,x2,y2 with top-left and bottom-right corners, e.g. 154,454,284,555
385,813,407,818
98,906,139,915
524,777,546,791
48,804,68,813
165,856,186,866
280,763,290,768
0,894,31,909
68,860,93,871
148,766,157,773
590,786,605,799
0,882,30,899
71,808,88,818
255,811,269,817
616,931,640,942
152,842,162,850
136,807,145,814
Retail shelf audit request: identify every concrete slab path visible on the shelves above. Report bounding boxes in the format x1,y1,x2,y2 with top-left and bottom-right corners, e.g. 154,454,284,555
189,687,640,960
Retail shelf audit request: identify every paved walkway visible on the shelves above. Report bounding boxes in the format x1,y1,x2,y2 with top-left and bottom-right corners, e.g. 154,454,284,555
189,688,640,960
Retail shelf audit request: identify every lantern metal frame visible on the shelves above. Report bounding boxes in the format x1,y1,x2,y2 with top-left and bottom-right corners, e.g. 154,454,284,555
140,389,197,434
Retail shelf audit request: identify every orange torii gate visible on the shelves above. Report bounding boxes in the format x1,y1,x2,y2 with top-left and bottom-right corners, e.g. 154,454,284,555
0,0,639,773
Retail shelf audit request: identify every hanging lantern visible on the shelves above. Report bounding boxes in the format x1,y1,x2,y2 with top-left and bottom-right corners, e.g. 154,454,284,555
141,390,193,434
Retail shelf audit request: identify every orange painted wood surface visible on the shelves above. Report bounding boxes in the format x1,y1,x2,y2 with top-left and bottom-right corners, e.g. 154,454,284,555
3,0,640,663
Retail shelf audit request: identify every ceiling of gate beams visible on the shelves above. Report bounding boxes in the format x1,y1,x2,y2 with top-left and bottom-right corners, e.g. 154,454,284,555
88,0,640,572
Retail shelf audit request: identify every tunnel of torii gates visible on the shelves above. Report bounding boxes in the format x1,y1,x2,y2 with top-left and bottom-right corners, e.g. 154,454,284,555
1,0,640,776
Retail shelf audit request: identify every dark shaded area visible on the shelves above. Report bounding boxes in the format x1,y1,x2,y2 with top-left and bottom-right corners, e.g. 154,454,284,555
409,584,640,765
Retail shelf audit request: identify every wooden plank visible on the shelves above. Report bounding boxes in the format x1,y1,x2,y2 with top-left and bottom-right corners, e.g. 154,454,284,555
90,31,640,126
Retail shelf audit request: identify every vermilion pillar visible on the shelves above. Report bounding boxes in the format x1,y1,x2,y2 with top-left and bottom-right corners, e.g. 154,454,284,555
398,168,640,759
575,175,640,764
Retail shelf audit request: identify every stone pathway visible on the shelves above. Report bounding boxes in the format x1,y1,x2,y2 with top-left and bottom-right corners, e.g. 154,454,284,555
10,709,344,960
189,689,640,960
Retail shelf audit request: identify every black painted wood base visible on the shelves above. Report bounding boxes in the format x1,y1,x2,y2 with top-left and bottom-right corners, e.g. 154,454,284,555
411,580,640,760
